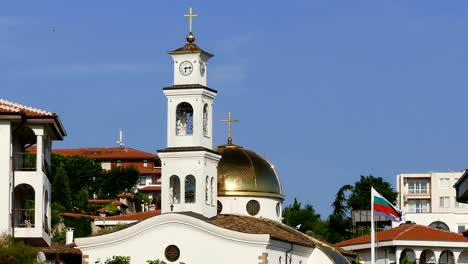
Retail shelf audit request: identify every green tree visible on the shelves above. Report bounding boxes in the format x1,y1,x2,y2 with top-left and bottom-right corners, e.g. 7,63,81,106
61,155,103,203
282,198,327,240
51,163,72,211
347,175,397,210
97,167,139,198
328,175,397,243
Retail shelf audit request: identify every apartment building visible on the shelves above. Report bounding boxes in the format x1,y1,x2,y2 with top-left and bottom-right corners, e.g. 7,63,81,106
396,172,468,233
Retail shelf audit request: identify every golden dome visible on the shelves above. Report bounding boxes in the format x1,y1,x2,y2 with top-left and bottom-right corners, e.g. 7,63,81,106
216,144,284,200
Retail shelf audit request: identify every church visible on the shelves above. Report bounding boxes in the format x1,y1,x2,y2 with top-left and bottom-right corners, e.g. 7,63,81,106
75,8,353,264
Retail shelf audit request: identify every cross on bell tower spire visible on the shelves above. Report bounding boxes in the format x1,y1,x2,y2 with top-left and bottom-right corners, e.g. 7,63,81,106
184,7,198,33
221,112,239,145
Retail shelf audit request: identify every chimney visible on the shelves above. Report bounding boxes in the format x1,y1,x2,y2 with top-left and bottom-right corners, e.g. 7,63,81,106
66,228,74,245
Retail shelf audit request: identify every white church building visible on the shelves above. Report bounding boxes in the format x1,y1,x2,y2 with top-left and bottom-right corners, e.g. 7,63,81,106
75,8,353,264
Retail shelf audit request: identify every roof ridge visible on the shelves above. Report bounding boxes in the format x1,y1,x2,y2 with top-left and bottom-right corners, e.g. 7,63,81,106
0,98,53,116
394,224,417,239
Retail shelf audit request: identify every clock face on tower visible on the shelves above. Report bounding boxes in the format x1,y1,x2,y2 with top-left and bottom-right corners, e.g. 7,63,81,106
179,61,193,76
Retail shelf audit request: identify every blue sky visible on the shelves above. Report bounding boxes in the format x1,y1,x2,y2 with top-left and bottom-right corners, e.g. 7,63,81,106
2,1,468,217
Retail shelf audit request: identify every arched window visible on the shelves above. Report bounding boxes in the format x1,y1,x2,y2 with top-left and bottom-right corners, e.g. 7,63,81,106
400,249,416,264
44,190,50,234
203,104,209,137
420,249,436,264
210,177,215,205
169,175,180,204
176,102,193,135
205,176,209,204
429,221,450,231
185,175,196,203
439,250,454,264
13,184,35,228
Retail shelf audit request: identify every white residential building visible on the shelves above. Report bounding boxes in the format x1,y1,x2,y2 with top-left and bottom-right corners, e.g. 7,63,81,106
0,99,66,246
396,172,468,233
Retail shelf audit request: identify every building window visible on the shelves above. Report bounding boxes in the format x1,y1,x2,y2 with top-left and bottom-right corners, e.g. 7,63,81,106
440,196,450,208
185,175,196,203
116,160,121,167
440,178,450,189
143,160,148,167
408,200,428,213
139,176,146,186
205,176,209,204
408,179,428,194
458,225,466,233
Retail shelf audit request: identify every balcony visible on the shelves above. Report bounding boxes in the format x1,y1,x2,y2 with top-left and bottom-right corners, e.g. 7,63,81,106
14,152,36,171
13,152,50,177
13,209,35,228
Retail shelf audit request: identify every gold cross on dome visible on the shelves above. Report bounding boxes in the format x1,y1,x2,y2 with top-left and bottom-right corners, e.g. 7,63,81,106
184,7,199,33
221,112,239,145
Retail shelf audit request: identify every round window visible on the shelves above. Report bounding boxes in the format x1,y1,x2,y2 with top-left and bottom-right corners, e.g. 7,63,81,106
246,200,260,216
276,202,281,217
165,245,180,262
217,200,223,214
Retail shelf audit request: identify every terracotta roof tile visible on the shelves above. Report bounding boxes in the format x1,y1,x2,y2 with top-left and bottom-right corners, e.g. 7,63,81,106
208,214,315,247
60,213,98,220
88,199,114,204
52,147,159,160
100,210,161,221
37,243,82,255
139,186,161,191
0,99,55,117
335,224,468,247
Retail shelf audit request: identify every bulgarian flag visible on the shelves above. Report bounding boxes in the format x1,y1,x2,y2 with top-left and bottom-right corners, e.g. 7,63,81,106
372,187,404,222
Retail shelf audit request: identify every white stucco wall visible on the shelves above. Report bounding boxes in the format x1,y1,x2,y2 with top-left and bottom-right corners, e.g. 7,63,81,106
163,88,217,149
159,151,220,218
218,196,283,222
0,121,12,234
76,213,328,264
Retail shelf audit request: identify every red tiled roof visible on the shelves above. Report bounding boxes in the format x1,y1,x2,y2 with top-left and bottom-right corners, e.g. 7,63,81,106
88,199,114,204
335,224,468,247
100,210,161,221
60,213,98,220
0,99,56,117
117,193,135,200
60,210,161,221
139,186,161,191
52,147,158,160
112,201,127,207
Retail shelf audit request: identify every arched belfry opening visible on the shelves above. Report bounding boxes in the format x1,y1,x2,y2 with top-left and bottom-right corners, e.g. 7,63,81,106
185,175,196,203
176,102,193,136
169,175,181,204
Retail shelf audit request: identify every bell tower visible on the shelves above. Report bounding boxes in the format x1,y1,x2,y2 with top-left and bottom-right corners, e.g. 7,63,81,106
159,8,221,218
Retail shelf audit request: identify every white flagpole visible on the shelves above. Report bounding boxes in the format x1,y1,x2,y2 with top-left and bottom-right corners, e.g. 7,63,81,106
371,187,375,264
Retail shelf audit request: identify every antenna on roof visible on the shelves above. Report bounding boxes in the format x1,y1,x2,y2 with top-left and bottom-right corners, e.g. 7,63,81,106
116,129,125,149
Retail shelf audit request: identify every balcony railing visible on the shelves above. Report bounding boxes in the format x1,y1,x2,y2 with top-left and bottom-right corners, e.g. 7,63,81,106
408,189,428,195
14,152,36,171
13,209,35,228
